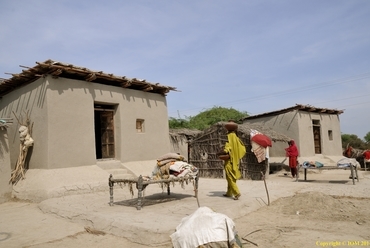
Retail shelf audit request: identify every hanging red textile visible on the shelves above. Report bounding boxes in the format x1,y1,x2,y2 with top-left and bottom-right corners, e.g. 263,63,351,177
251,133,272,148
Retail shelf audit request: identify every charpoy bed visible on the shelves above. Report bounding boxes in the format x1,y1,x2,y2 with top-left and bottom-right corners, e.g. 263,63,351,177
297,158,359,185
108,174,199,210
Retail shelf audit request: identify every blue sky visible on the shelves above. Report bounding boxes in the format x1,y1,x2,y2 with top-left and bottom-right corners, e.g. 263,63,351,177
1,0,369,139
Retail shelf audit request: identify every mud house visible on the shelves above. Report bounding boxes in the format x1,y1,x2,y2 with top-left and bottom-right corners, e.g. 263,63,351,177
241,104,344,166
0,60,177,201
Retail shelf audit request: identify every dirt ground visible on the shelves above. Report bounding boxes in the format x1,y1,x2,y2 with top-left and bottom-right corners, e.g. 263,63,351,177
20,193,370,248
1,169,369,248
235,192,370,248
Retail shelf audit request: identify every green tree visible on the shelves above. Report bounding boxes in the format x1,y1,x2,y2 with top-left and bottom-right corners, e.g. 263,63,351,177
168,117,189,129
341,134,367,150
169,106,248,130
364,131,370,145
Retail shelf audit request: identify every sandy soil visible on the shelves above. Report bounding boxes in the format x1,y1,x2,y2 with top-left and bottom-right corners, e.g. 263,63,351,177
19,193,370,248
235,192,370,248
1,169,370,248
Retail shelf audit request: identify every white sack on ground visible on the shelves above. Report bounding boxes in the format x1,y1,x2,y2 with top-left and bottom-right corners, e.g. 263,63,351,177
170,206,238,248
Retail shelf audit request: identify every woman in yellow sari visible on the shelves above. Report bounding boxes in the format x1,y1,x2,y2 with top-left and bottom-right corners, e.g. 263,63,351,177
218,123,246,200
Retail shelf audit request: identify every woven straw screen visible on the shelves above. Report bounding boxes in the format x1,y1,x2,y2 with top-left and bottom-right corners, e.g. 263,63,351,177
189,124,267,180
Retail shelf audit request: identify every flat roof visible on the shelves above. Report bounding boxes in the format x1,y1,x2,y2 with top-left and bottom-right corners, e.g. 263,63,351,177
0,59,177,97
242,104,344,120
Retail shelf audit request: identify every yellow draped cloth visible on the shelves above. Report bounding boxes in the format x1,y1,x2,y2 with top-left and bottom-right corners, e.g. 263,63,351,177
223,132,246,196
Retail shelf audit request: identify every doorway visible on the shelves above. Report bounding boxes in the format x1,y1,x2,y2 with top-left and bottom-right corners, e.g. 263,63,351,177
94,104,115,159
312,120,321,154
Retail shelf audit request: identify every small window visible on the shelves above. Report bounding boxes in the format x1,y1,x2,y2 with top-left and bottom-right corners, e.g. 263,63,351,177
328,130,333,141
136,119,144,133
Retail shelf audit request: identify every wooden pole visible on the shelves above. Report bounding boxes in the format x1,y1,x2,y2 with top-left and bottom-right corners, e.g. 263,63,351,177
261,171,270,206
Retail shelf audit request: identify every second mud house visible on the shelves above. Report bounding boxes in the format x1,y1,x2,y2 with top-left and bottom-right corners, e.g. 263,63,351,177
241,104,344,165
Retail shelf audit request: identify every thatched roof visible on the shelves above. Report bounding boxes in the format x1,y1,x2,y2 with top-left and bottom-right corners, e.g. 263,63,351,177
169,128,202,144
0,60,177,97
192,122,291,143
242,104,344,121
169,128,202,140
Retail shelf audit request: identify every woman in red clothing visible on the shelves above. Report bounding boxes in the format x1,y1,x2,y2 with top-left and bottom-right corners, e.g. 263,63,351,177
363,150,370,160
285,140,299,178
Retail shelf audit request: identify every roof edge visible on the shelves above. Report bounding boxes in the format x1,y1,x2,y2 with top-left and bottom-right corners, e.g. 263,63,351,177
0,59,178,97
242,104,344,120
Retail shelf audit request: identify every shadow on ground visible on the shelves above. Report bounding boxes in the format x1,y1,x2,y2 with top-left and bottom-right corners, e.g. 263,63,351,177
297,179,351,184
114,192,193,208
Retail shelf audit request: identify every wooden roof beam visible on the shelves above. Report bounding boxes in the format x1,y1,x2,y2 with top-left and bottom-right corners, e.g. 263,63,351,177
85,73,96,82
142,85,153,92
4,73,35,79
19,65,32,69
160,89,170,95
121,80,131,87
36,61,51,67
51,69,63,76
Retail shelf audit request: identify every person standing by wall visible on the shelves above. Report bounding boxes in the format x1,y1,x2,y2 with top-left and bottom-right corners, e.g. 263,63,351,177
363,149,370,160
217,121,246,200
285,140,299,179
363,150,370,170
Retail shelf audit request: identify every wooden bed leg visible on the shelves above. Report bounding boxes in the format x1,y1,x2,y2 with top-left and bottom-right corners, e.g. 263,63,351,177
109,174,114,206
195,176,199,197
167,183,170,195
355,166,359,182
296,166,299,182
350,164,355,185
195,176,200,207
137,175,143,210
304,168,307,181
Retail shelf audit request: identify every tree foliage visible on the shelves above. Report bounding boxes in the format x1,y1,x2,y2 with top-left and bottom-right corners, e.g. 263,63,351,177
341,133,370,150
168,117,190,129
364,131,370,144
169,106,248,130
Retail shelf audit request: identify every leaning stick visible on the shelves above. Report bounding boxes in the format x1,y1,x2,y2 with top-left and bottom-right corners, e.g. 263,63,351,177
194,177,200,207
261,171,270,206
242,237,258,247
242,229,262,247
12,111,23,125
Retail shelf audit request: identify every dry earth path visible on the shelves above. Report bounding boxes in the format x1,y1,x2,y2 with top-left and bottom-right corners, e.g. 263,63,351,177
1,169,369,248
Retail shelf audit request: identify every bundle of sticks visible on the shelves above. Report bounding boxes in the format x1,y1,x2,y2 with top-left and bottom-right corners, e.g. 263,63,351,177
10,111,34,185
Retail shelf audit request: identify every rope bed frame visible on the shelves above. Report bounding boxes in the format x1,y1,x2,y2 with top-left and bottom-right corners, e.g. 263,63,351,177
296,164,359,185
109,174,199,210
